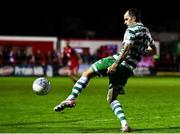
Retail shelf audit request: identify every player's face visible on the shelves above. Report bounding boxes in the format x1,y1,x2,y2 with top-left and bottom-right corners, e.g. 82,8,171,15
124,11,136,27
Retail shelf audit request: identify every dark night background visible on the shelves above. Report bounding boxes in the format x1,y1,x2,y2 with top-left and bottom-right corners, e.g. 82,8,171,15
0,2,179,39
0,1,180,73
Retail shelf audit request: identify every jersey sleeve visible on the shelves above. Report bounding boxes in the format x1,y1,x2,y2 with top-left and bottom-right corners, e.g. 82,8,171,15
123,29,135,44
146,28,155,47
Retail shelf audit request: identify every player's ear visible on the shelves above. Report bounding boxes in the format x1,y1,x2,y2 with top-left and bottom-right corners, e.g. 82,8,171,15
132,16,136,22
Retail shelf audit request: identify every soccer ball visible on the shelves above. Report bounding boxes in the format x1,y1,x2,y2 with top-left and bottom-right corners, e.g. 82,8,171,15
32,77,51,96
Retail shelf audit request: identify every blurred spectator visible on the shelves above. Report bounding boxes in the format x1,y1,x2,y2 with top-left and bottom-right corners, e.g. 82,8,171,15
34,49,42,65
52,50,60,65
16,49,26,65
164,53,173,65
138,56,155,67
2,47,10,65
0,50,3,66
96,45,112,60
45,50,53,65
9,49,16,65
81,48,91,64
26,47,33,65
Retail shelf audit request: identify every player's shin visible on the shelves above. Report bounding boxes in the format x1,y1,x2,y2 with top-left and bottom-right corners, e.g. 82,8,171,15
66,76,89,100
110,100,128,128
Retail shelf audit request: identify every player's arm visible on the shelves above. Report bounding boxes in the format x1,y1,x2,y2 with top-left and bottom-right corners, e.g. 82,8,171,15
107,43,132,74
145,41,157,55
145,29,157,56
115,43,132,64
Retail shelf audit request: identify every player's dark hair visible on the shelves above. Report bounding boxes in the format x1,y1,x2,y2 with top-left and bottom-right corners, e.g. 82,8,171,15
127,8,141,22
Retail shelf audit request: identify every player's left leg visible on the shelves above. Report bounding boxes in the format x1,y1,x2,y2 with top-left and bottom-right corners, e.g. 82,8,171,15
107,86,131,132
107,66,133,132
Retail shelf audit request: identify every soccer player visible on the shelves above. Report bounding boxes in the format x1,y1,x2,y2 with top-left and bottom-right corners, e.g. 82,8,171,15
61,40,82,83
54,8,156,132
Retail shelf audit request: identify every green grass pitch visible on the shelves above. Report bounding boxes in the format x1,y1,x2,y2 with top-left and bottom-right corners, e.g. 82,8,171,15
0,76,180,133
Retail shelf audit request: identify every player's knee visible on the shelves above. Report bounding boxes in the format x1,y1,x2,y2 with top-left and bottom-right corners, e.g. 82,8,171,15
107,86,123,104
82,71,88,77
107,89,113,104
107,96,112,104
82,68,94,78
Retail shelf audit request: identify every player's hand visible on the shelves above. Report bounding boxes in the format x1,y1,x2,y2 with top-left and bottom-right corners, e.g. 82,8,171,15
107,63,118,74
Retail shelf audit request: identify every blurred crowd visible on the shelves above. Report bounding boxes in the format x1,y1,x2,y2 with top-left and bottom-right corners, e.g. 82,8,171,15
0,46,59,66
0,45,115,67
0,45,180,72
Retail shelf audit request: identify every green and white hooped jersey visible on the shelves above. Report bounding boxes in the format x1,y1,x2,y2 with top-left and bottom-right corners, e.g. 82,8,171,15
113,23,154,71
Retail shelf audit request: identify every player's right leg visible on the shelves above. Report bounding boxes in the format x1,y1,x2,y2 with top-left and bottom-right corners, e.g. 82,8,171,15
54,56,114,112
54,67,96,112
54,99,76,112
